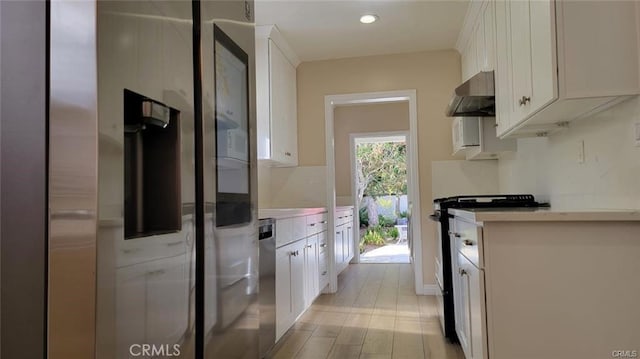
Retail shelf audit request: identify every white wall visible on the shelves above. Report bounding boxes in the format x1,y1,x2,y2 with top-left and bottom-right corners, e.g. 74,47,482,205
499,97,640,210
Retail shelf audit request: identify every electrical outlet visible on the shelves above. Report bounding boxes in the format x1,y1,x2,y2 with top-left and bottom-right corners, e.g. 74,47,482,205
578,140,585,164
635,122,640,147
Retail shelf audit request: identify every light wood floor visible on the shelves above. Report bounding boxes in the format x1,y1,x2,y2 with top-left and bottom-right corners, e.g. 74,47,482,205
268,263,464,359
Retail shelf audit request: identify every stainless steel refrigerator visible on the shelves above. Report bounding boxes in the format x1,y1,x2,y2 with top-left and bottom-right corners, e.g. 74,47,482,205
47,0,258,358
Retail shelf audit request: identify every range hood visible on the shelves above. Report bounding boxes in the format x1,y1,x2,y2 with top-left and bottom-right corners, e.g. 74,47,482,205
445,71,495,117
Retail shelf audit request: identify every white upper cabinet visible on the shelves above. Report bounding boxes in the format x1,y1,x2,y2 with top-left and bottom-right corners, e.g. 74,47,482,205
461,1,495,80
456,1,515,160
256,25,300,167
494,0,640,137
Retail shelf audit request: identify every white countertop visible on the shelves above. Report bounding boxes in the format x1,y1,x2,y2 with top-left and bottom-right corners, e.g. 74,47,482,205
450,208,640,223
259,207,327,220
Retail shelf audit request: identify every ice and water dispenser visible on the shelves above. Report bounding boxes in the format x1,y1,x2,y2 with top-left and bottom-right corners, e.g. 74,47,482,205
124,89,181,239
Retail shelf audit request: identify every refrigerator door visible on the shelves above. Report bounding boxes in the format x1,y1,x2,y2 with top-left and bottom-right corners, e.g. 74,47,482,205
200,1,259,358
95,1,196,358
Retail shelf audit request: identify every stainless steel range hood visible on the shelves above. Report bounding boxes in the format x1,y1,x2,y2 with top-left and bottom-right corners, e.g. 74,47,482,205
445,71,495,117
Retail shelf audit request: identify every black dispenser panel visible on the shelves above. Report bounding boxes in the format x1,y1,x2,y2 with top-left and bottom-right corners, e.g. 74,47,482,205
124,89,181,239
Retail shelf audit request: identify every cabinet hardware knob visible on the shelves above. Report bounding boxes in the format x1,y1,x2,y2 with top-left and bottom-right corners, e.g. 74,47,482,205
518,96,531,106
306,244,312,249
459,268,467,276
463,239,474,246
322,271,327,275
285,152,291,156
448,231,461,238
320,220,327,224
320,243,327,248
309,223,316,227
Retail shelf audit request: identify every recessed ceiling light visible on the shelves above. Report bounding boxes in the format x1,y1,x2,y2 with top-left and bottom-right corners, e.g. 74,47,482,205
360,14,378,24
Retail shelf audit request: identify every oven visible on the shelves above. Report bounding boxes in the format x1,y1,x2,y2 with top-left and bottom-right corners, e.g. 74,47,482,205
429,207,457,341
430,194,544,342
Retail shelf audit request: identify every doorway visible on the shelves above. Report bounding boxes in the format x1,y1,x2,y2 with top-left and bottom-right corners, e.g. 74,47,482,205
324,90,424,295
352,134,410,264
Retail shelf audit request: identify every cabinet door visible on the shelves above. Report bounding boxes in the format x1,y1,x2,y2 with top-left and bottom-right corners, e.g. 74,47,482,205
290,240,306,320
458,252,486,359
284,52,298,166
482,1,495,72
344,223,353,263
318,231,329,289
335,225,344,267
474,20,484,74
455,252,472,359
529,0,557,112
268,40,297,166
461,30,477,82
509,0,533,123
494,0,514,135
304,234,319,307
269,40,291,164
275,244,292,339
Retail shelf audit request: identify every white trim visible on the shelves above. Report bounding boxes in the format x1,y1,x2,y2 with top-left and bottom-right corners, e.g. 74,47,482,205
420,285,440,296
325,90,423,295
349,135,358,264
349,131,409,265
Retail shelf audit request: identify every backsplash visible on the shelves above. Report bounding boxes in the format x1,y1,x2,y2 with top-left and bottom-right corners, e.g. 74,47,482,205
266,166,327,208
499,97,640,210
432,160,499,199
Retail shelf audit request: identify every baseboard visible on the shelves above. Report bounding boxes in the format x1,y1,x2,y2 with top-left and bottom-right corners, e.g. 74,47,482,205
418,284,439,295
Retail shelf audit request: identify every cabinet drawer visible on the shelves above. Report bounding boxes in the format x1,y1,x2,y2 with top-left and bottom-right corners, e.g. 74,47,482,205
306,213,328,236
453,219,482,268
275,218,293,247
335,210,352,226
292,216,307,241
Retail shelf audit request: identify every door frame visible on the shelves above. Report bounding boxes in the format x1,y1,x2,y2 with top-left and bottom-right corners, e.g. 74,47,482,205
324,90,423,294
350,131,409,264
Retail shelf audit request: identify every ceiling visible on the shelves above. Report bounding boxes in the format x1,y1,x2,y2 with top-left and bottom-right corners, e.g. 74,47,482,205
255,0,470,62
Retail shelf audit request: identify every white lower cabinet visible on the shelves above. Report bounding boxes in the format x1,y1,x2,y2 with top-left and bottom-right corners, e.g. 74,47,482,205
450,217,486,359
344,222,353,262
273,212,327,341
303,234,320,308
275,239,305,340
334,207,355,275
449,209,640,359
318,231,329,290
455,251,485,359
334,225,344,268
